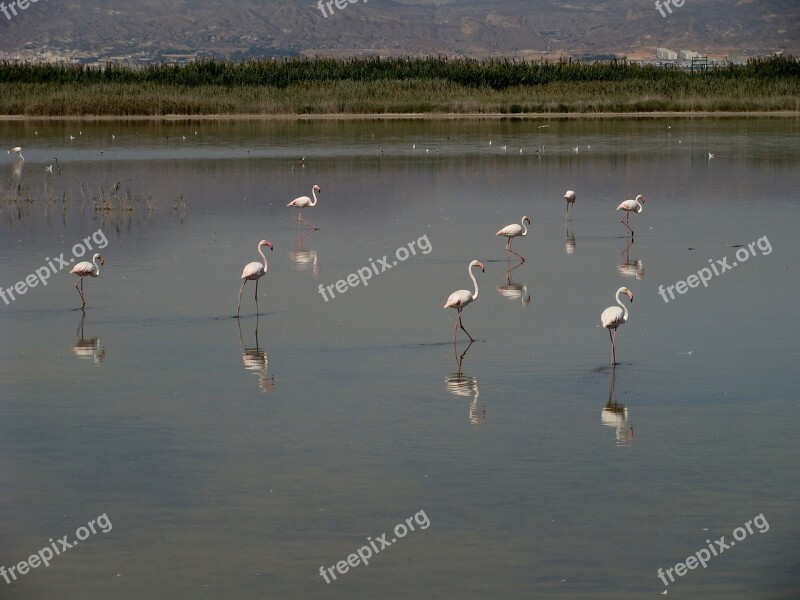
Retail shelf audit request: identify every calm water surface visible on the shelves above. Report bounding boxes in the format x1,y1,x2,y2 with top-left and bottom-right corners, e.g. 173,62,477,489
1,118,799,599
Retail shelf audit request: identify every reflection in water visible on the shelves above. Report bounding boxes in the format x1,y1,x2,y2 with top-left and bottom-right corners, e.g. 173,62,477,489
618,238,644,280
565,216,576,255
444,341,485,425
72,312,106,365
289,229,320,279
496,260,531,306
10,155,23,187
601,366,633,446
238,316,275,393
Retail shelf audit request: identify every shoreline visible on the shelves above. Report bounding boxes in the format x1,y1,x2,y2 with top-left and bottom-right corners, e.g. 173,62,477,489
1,111,799,121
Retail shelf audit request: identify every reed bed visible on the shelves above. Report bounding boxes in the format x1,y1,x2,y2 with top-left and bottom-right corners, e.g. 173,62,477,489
1,57,797,115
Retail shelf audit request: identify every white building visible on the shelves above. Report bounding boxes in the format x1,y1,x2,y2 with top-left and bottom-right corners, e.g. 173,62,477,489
656,48,678,61
679,50,699,60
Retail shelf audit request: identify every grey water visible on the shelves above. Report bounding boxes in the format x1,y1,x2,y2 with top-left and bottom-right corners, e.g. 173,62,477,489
0,117,798,599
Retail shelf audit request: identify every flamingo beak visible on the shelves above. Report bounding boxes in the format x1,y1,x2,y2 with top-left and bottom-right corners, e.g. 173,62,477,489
267,242,273,251
627,291,633,302
479,262,485,272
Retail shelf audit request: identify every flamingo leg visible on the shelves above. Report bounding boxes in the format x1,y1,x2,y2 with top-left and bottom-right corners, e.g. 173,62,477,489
74,277,86,308
620,212,633,236
237,279,247,318
459,312,475,342
453,310,461,344
254,278,259,315
506,238,525,263
298,208,318,231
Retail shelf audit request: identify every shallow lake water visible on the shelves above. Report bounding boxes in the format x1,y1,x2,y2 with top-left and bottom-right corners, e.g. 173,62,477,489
0,117,798,599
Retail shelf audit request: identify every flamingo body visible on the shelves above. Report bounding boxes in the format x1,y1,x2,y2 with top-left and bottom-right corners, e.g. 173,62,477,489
601,286,633,364
287,185,321,230
564,190,576,213
444,260,485,342
616,194,645,236
495,216,530,262
70,253,103,309
237,240,273,317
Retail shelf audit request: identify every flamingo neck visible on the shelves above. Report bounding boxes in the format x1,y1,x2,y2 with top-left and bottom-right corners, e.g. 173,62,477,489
616,290,628,322
469,264,479,301
92,255,101,276
258,245,269,273
520,218,528,236
310,188,318,206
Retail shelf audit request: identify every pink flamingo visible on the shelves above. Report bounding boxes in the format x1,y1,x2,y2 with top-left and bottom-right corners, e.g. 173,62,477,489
444,260,485,343
237,240,273,317
601,286,633,364
70,253,104,310
564,190,576,215
495,215,531,262
616,194,645,237
287,185,321,230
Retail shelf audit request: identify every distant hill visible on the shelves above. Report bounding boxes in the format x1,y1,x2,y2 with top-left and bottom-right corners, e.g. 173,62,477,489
0,0,797,61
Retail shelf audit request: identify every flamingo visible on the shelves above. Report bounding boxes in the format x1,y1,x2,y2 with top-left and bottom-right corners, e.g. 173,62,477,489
564,190,576,215
70,253,104,310
616,194,645,237
444,260,485,343
237,240,273,317
7,146,23,160
495,216,531,262
287,185,321,230
601,287,633,365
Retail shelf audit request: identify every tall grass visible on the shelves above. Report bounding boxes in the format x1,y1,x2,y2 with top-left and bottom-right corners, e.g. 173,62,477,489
1,56,797,115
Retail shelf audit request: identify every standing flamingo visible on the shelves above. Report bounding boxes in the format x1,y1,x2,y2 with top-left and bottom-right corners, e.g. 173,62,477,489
495,216,531,262
444,260,485,343
601,286,633,365
70,253,104,310
237,240,273,317
616,194,645,237
7,146,23,160
287,185,321,230
564,190,576,215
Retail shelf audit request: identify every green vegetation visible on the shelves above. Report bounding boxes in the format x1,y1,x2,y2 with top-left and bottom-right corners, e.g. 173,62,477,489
1,56,798,116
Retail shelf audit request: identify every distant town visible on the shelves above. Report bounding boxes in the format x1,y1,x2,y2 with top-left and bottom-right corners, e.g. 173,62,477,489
0,46,776,67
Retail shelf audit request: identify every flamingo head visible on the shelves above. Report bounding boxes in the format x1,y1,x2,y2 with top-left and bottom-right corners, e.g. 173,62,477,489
470,260,485,273
93,253,105,266
636,194,645,203
621,287,633,302
523,216,531,225
259,240,274,251
313,185,321,193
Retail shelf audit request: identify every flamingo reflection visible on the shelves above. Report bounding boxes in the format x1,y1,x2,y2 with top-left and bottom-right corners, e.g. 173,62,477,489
496,260,531,307
444,341,485,425
290,229,320,279
73,312,106,365
618,238,644,280
238,316,275,393
565,216,576,255
601,365,633,446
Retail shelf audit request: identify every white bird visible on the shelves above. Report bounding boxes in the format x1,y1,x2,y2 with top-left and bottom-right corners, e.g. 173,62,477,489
69,135,76,140
70,253,104,310
601,287,633,364
708,152,714,160
412,143,416,149
501,145,507,151
45,165,53,173
564,190,576,215
287,184,321,230
444,260,485,343
495,216,531,262
573,146,579,153
488,140,492,146
616,194,645,237
237,240,273,317
7,146,23,160
538,124,550,128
